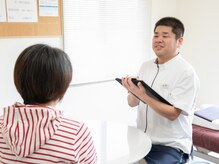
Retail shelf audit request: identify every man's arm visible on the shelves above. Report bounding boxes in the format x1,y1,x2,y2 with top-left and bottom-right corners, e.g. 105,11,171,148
127,92,139,107
123,77,181,121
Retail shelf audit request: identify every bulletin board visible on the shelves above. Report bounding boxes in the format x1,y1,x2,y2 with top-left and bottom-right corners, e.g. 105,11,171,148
0,0,62,37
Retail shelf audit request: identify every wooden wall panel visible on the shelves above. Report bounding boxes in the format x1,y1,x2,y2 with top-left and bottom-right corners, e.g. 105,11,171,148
0,0,62,37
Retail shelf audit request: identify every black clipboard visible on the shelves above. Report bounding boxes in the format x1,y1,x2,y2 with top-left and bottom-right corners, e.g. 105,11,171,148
115,78,172,106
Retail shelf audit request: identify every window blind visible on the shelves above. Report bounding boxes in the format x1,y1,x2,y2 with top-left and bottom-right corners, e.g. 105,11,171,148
63,0,151,84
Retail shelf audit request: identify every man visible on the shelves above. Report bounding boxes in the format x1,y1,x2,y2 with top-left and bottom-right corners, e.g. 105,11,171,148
122,17,200,164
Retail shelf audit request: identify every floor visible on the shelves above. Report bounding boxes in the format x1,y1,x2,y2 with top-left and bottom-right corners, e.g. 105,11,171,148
191,156,216,164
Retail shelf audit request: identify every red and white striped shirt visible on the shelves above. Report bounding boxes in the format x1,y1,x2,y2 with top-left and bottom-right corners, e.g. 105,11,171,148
0,103,97,164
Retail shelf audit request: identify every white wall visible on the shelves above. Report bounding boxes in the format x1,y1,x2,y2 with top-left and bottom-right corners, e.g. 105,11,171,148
0,37,63,113
178,0,219,106
151,0,219,107
151,0,179,29
0,36,137,125
1,0,219,123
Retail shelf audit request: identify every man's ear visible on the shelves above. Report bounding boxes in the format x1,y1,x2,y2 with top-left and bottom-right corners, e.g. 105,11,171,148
177,37,183,48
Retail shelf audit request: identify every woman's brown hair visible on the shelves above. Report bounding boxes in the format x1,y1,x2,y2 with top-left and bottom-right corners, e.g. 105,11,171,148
14,44,72,105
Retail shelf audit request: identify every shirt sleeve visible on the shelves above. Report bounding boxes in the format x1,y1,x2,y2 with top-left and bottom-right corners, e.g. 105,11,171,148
75,123,97,164
170,69,200,115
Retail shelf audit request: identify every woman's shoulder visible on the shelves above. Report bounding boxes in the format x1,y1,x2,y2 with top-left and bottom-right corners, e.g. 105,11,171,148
61,117,90,133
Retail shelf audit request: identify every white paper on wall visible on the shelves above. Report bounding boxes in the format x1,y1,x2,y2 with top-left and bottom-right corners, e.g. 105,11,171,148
0,0,7,22
6,0,37,22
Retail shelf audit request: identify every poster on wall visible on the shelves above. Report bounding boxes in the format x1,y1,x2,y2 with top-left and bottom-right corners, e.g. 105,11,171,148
6,0,37,22
39,0,58,17
0,0,7,22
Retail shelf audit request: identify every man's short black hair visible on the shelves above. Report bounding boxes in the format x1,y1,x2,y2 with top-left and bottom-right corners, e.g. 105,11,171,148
154,17,185,39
